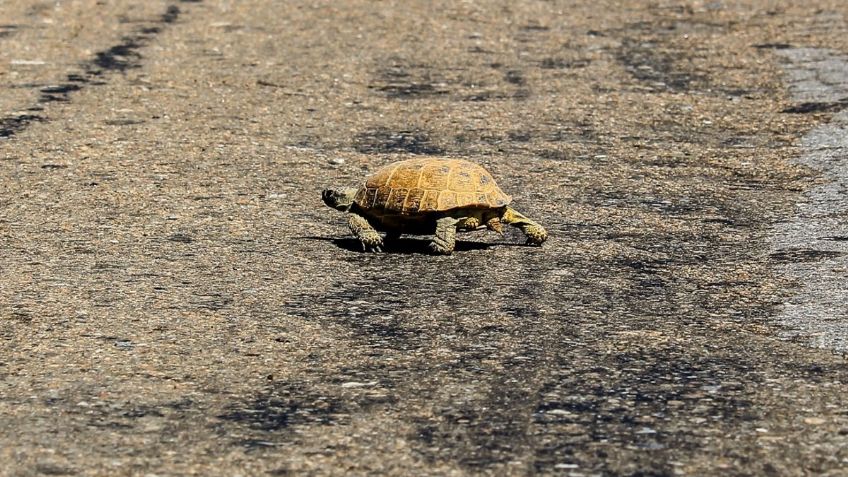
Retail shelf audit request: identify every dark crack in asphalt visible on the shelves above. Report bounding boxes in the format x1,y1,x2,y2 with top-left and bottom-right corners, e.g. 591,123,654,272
0,2,197,139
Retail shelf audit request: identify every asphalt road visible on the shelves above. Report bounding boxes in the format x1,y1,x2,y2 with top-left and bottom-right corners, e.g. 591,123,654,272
771,47,848,353
2,1,848,476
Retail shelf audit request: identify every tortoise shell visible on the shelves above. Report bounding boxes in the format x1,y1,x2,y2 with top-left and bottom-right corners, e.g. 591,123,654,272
353,158,512,215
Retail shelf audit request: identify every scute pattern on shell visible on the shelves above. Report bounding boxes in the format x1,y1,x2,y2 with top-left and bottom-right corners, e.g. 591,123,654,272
354,158,512,214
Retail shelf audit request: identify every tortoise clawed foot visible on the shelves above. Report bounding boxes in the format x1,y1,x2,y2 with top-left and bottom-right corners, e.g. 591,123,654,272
428,241,453,255
486,217,504,235
360,234,384,253
522,225,548,246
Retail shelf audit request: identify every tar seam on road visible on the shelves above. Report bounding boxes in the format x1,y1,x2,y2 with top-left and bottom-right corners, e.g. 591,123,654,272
771,47,848,353
0,2,199,139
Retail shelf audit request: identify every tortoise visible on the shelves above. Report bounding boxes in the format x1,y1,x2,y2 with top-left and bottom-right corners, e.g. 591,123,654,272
322,157,547,254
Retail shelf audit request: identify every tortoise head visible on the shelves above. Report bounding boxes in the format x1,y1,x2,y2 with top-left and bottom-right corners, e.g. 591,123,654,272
322,188,358,211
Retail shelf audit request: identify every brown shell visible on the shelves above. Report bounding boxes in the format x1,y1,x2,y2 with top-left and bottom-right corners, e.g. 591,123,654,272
353,158,511,214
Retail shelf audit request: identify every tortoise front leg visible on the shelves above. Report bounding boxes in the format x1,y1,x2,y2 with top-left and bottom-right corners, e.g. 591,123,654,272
348,213,383,252
501,207,548,245
429,217,459,255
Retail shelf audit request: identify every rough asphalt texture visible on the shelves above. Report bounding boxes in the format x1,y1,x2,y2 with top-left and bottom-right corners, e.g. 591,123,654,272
1,1,848,476
771,48,848,352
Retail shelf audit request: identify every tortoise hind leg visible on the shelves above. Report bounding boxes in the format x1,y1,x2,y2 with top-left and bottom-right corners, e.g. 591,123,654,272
348,213,384,252
429,217,459,255
501,207,548,245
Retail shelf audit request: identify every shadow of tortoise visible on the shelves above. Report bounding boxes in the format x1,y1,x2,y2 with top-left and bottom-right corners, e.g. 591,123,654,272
299,236,523,254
